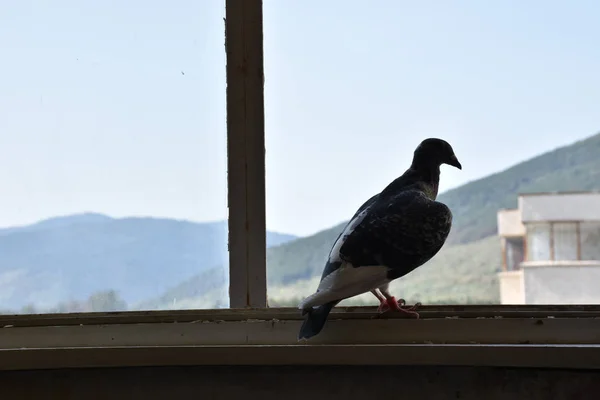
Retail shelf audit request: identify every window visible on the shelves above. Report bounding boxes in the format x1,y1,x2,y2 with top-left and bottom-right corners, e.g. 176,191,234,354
581,222,600,261
526,223,552,261
0,1,230,314
553,222,579,261
262,1,600,308
505,237,525,271
523,221,599,263
1,0,599,372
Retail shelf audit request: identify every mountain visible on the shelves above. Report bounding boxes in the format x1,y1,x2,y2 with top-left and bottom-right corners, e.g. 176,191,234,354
145,131,600,308
0,214,297,311
0,213,113,236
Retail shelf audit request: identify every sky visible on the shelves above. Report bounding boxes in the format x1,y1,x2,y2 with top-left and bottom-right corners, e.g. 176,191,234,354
1,0,599,237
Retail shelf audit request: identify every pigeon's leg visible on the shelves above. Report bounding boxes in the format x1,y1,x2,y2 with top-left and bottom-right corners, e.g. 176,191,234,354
372,283,398,314
370,289,388,313
380,285,421,319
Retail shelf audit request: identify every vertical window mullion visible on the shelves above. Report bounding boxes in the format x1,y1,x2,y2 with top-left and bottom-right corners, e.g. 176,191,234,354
225,0,267,309
576,221,582,260
549,222,555,261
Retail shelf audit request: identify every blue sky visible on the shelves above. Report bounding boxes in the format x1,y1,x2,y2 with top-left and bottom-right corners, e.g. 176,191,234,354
1,0,599,236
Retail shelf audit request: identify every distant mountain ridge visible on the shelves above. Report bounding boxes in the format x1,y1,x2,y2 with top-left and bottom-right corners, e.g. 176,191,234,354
0,214,297,311
0,214,119,241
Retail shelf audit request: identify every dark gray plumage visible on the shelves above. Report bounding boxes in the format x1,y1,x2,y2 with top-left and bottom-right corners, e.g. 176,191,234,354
298,138,462,340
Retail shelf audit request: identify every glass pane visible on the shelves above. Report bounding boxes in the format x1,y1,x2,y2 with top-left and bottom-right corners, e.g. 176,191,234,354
581,222,600,261
505,238,525,271
0,1,229,314
553,223,578,261
264,0,600,310
526,223,551,261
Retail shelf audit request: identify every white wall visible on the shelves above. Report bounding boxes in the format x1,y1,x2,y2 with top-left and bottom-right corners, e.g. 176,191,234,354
522,263,600,304
497,209,526,237
520,192,600,223
498,271,525,304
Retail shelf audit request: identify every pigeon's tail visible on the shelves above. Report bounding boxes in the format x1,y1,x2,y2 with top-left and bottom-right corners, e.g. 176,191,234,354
298,301,336,340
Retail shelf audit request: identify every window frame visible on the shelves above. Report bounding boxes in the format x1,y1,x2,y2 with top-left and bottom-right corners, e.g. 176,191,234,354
226,0,267,309
1,306,600,371
552,221,580,261
525,220,600,263
1,0,599,372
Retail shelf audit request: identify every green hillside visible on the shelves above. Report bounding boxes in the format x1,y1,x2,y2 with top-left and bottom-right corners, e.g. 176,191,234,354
135,266,228,310
268,235,501,307
141,131,600,309
266,221,346,285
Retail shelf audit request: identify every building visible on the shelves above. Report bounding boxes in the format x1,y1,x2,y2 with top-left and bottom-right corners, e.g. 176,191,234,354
497,191,600,304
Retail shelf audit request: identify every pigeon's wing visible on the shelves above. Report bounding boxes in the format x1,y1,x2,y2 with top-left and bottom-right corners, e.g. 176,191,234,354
339,189,453,276
351,193,379,220
318,193,381,281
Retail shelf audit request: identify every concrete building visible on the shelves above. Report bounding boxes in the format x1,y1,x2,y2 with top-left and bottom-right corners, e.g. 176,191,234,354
497,191,600,304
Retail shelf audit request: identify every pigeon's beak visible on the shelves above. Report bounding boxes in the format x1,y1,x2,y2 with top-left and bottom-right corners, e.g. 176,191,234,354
447,154,462,170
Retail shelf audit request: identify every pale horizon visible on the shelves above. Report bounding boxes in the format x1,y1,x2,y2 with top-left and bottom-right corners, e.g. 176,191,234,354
0,128,595,237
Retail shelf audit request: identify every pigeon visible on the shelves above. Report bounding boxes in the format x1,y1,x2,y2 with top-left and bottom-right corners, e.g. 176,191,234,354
297,138,462,340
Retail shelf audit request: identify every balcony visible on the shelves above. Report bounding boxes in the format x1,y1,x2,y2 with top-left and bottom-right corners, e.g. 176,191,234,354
497,192,600,304
501,261,600,304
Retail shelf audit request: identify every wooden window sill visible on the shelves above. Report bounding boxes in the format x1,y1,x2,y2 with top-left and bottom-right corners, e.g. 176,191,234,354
1,305,599,371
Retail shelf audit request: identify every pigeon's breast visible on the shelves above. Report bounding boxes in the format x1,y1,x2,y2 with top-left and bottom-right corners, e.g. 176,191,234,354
418,181,439,200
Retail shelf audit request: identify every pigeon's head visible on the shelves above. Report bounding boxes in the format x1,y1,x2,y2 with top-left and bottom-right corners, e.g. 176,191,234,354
413,138,462,170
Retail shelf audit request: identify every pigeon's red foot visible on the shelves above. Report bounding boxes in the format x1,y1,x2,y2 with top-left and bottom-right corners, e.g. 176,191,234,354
377,298,389,313
381,296,421,319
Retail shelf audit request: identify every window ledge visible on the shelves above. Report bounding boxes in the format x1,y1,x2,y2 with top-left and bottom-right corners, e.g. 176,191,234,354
521,260,600,268
1,306,599,371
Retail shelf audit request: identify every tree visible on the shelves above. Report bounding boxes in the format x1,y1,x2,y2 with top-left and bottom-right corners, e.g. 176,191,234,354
20,303,38,314
85,289,127,312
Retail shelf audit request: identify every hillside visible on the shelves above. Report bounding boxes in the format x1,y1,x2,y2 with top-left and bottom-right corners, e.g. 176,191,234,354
268,235,501,306
0,214,296,311
144,235,501,310
136,266,228,310
144,131,600,308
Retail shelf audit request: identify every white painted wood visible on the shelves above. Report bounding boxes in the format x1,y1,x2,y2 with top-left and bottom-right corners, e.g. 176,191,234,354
1,316,600,349
1,305,599,326
1,306,599,370
225,0,267,308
